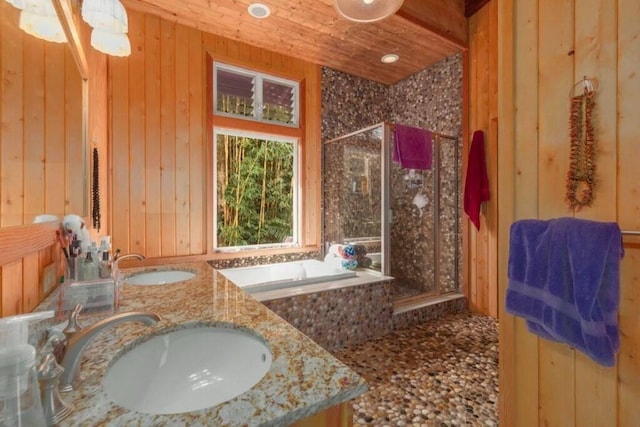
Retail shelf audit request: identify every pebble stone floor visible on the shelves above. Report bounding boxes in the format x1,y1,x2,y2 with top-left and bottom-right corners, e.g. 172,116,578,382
331,312,498,427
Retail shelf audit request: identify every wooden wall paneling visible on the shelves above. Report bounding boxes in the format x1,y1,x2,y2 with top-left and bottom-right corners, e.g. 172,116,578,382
467,10,479,312
1,5,24,228
0,3,2,182
1,263,22,316
188,28,205,255
143,14,162,258
474,4,489,315
537,0,576,424
617,0,640,424
461,50,470,302
65,54,84,216
0,222,58,316
618,246,640,426
21,253,40,312
86,23,109,236
512,0,540,424
302,62,322,247
160,19,177,256
468,0,499,317
23,36,45,221
175,24,191,256
37,248,52,302
496,0,515,423
108,10,322,258
486,0,499,318
128,10,147,255
45,43,67,216
110,54,131,252
572,0,618,424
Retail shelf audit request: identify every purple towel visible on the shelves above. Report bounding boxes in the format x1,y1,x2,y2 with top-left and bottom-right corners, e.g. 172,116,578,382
505,217,623,367
393,125,433,170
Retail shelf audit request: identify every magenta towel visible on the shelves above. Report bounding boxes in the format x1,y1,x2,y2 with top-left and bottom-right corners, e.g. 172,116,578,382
464,130,490,230
392,125,433,170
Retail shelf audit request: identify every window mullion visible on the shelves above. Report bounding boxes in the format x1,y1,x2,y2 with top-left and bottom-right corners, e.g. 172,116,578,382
254,74,263,122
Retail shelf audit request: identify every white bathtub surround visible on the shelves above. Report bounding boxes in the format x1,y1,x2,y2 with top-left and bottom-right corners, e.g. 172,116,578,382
219,259,357,294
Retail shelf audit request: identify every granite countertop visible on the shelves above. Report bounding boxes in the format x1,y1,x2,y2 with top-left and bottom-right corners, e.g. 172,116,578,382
51,261,367,426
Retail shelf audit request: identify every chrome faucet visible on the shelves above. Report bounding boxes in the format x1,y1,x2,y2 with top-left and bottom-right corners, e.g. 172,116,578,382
113,252,145,262
58,311,161,392
111,252,146,283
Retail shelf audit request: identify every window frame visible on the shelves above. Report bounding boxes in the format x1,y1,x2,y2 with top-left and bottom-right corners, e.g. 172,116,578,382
213,62,300,128
212,127,301,252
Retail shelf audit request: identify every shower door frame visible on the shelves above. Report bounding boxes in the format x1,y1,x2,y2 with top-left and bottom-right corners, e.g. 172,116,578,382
323,122,460,302
388,127,461,306
323,122,390,276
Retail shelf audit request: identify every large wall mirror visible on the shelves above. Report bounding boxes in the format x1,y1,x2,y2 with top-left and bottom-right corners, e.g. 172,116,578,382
0,1,87,228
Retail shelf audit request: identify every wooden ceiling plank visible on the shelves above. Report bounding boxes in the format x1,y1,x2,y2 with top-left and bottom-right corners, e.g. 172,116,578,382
123,0,463,85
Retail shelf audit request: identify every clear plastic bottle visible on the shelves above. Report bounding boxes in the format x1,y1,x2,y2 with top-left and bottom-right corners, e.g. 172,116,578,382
0,312,52,427
80,252,98,281
99,251,112,279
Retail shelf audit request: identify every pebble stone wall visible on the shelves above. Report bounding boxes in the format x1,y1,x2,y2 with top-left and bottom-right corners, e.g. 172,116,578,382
322,54,463,301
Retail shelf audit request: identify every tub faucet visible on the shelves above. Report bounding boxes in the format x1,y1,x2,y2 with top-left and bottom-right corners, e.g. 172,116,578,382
58,310,161,392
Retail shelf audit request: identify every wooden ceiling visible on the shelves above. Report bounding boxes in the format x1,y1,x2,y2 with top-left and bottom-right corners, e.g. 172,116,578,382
122,0,467,85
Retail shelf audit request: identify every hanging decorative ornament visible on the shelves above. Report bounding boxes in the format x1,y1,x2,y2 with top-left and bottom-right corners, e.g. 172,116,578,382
566,77,598,210
92,146,101,231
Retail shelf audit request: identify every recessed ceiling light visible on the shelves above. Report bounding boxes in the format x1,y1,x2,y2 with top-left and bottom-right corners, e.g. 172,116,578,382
248,3,271,19
381,54,399,64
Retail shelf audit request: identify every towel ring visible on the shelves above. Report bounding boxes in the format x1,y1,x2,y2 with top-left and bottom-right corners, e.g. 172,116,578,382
571,76,598,98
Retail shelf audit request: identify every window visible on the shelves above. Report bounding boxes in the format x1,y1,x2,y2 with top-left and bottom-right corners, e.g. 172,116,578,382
214,129,298,250
212,61,302,252
214,63,299,126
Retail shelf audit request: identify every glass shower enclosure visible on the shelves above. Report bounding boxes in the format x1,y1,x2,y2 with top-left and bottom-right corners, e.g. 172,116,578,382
323,122,461,301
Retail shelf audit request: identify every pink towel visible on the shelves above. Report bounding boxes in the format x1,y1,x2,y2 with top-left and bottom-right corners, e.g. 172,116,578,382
393,125,433,170
464,130,490,230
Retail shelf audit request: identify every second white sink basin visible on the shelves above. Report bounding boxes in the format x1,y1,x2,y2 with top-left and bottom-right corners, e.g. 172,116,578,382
103,325,272,414
124,270,195,285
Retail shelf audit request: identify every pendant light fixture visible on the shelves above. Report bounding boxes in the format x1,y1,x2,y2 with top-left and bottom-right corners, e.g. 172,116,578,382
334,0,404,23
81,0,130,57
5,0,130,56
10,0,67,43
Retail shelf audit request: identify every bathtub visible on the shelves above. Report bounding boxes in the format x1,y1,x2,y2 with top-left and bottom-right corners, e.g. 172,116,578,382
218,259,357,294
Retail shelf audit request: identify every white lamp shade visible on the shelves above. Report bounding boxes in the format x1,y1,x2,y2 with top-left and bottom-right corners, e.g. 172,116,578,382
91,28,130,56
6,0,26,10
19,9,66,43
21,0,55,14
334,0,404,23
82,0,128,33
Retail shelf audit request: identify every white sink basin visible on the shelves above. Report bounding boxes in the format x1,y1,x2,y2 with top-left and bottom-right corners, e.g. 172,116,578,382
124,270,195,285
103,326,272,414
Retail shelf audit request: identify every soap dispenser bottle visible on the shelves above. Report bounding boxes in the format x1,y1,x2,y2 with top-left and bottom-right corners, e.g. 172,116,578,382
0,311,53,427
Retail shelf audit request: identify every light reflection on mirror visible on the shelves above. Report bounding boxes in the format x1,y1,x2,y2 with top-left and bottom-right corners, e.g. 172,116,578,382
0,1,86,228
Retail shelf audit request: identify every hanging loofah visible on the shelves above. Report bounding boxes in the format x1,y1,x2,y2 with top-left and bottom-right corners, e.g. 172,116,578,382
566,89,597,210
92,146,101,231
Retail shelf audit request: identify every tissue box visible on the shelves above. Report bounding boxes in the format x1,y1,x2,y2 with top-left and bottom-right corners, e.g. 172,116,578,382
58,278,118,314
